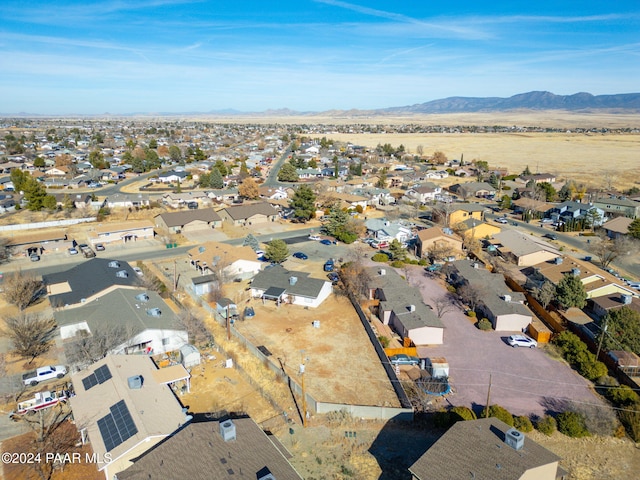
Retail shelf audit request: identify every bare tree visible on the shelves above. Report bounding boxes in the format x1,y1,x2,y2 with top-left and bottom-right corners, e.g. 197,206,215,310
433,294,457,319
589,233,636,269
175,309,213,346
531,281,555,309
341,245,373,298
64,324,133,366
3,313,56,364
457,284,485,312
3,270,42,310
427,242,455,263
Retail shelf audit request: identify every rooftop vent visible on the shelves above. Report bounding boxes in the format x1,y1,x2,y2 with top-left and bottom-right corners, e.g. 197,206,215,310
146,308,162,317
135,292,150,302
554,257,563,265
108,261,121,268
219,419,236,442
289,276,298,285
408,304,416,312
379,269,386,276
127,375,143,389
502,294,512,302
116,270,129,278
571,268,581,276
473,262,479,269
621,294,632,305
504,428,524,451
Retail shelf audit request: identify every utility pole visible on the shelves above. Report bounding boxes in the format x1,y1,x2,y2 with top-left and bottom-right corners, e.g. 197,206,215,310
485,373,492,418
173,259,178,292
596,321,608,361
300,351,307,428
226,305,230,341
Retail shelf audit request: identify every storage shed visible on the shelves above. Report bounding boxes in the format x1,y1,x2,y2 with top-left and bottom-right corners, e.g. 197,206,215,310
180,344,201,368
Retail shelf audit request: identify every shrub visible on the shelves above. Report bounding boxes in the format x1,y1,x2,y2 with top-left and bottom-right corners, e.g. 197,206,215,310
390,260,405,268
477,318,492,331
536,415,557,436
377,335,390,348
449,406,477,423
418,258,428,266
371,253,389,262
502,185,511,191
513,415,534,433
556,411,590,438
480,405,514,426
606,385,640,407
466,311,477,318
618,409,640,442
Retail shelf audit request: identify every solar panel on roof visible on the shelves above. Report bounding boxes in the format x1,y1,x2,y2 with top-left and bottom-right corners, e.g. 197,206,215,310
97,400,138,452
95,365,112,384
82,374,98,391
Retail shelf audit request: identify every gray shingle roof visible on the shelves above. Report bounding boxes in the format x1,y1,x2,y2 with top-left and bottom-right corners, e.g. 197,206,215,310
43,258,139,307
409,418,561,480
222,202,278,220
155,208,221,227
117,414,303,480
251,265,327,299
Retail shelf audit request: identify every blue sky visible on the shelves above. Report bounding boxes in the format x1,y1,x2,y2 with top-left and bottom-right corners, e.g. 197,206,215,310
1,1,639,114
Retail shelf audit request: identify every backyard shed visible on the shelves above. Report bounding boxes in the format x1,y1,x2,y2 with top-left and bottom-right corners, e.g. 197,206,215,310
180,344,201,368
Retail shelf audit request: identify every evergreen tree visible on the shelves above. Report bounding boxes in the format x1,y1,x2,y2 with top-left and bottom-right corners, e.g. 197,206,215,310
277,163,299,182
242,234,260,251
210,168,224,189
388,239,406,261
555,273,587,309
522,165,532,176
629,218,640,239
289,185,316,222
23,177,49,211
265,239,289,264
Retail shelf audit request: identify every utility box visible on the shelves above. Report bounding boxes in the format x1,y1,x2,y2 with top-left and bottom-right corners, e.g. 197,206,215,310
426,357,449,379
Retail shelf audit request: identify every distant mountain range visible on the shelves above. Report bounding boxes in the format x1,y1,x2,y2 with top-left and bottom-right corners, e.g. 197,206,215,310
377,91,640,114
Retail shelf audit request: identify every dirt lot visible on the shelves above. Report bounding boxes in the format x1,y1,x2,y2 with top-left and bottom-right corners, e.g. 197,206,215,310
231,289,399,407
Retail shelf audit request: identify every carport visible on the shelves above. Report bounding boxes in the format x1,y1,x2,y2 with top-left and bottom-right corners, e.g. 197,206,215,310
261,286,286,306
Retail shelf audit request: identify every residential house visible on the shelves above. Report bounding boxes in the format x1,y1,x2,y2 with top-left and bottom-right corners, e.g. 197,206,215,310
258,186,291,200
602,216,633,239
409,418,564,480
415,227,464,260
158,170,188,184
455,218,502,241
45,165,70,176
105,194,151,209
589,293,640,320
55,288,187,354
551,201,604,225
90,220,155,245
43,258,142,309
490,230,560,267
250,265,332,308
451,182,496,199
512,198,555,218
295,167,321,179
154,209,222,234
6,229,69,257
116,413,303,480
368,267,444,345
404,182,442,204
187,241,262,281
517,173,557,185
160,192,209,208
365,218,412,243
522,257,637,300
326,192,369,211
218,202,278,226
450,260,534,331
190,274,218,296
447,204,486,226
592,196,640,219
69,355,192,480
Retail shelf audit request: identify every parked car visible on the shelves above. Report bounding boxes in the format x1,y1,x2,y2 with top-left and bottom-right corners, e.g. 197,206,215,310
389,354,420,366
95,243,105,251
324,259,334,272
540,218,554,224
507,335,537,348
133,267,144,276
426,263,442,272
320,239,333,246
292,252,308,260
308,235,321,241
495,217,508,224
327,272,340,285
22,365,67,387
243,306,255,319
68,247,78,255
543,233,558,241
30,254,40,262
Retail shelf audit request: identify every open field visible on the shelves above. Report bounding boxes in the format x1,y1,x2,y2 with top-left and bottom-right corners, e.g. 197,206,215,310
315,131,640,190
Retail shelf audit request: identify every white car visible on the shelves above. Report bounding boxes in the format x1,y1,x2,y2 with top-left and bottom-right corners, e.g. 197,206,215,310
133,267,144,276
507,334,537,348
308,235,321,241
495,217,508,224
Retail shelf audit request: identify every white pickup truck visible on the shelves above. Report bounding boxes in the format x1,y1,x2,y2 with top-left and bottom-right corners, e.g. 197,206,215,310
22,365,67,387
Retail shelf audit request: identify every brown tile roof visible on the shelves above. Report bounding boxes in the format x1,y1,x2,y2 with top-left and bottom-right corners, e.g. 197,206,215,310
603,216,632,234
6,229,67,246
187,241,259,266
94,219,155,235
155,208,221,228
117,415,303,480
222,202,278,220
409,418,561,480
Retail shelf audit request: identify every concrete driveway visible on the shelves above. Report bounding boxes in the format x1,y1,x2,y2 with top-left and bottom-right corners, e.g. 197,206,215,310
404,266,606,417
